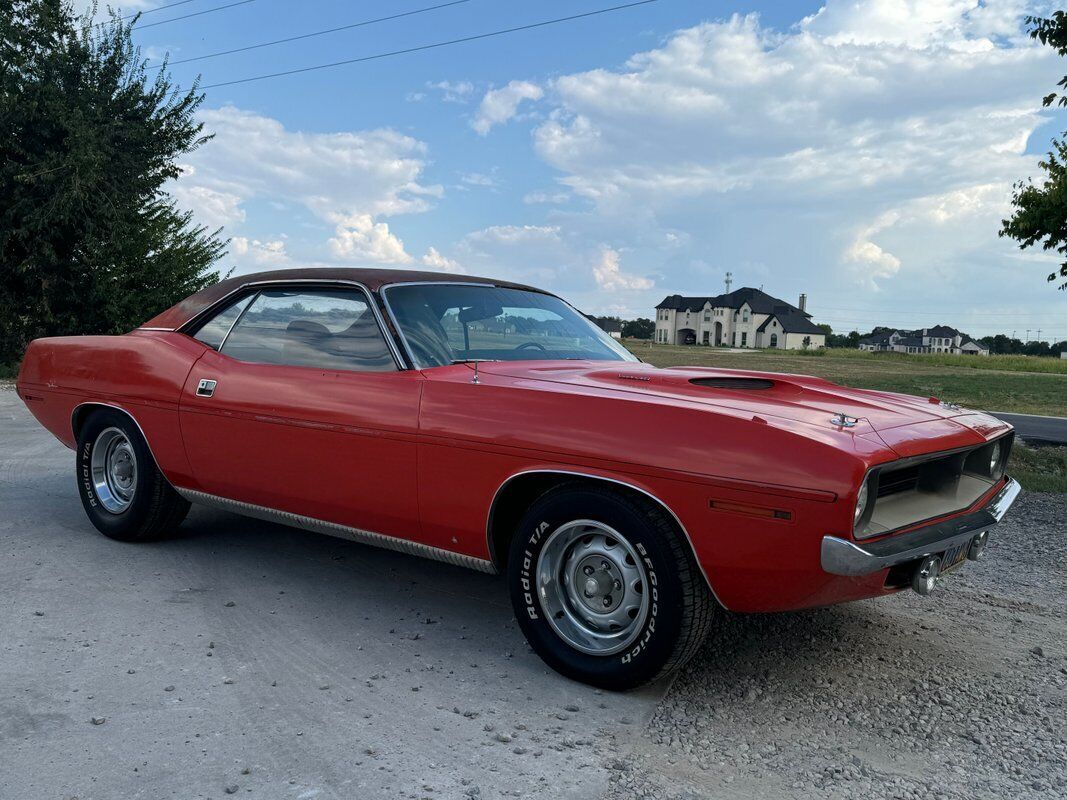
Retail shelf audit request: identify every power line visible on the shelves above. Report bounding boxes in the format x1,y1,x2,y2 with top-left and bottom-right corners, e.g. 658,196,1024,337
135,0,255,30
120,0,204,21
813,318,1067,335
815,305,1066,319
151,0,471,69
201,0,660,89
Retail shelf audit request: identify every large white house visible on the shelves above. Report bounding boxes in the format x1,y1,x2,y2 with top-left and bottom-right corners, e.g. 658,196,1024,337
654,288,825,350
858,326,989,356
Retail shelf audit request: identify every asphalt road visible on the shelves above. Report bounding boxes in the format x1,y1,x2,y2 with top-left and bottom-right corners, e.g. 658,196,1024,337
990,412,1067,446
0,387,662,800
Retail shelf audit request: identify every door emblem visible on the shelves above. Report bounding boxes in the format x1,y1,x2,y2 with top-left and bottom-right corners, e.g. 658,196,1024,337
196,379,217,398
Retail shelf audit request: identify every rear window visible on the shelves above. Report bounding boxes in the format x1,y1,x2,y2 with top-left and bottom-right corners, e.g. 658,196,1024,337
192,295,252,351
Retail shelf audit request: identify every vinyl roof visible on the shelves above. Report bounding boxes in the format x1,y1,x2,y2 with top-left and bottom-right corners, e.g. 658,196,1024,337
140,267,541,331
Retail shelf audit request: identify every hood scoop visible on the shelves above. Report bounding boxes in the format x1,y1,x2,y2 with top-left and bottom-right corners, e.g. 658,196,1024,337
690,377,775,390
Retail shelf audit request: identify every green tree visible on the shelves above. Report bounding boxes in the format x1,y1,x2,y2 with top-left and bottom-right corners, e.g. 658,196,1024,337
1000,11,1067,291
621,317,655,339
0,0,225,368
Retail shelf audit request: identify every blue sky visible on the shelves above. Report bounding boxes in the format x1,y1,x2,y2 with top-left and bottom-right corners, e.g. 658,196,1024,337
87,0,1066,340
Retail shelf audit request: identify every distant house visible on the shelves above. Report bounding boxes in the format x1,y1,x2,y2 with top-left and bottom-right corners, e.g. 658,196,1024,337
654,287,825,349
858,326,989,356
589,316,623,339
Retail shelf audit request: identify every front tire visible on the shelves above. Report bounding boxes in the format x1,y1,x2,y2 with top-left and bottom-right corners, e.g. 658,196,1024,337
76,409,189,542
508,483,714,690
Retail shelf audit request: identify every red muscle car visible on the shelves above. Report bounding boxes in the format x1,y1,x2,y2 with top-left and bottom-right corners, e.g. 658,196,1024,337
16,268,1020,689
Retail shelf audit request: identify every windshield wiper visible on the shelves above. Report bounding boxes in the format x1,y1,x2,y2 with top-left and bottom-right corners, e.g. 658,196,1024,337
451,358,500,364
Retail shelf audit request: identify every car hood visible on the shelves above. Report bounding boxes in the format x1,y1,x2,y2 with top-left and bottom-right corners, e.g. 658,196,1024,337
474,360,1001,439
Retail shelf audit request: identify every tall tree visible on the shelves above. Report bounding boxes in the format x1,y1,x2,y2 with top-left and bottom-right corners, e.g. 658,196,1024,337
1000,11,1067,291
621,317,655,340
0,0,225,367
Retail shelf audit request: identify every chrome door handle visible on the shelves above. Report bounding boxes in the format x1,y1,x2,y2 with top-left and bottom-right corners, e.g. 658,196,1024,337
196,378,217,398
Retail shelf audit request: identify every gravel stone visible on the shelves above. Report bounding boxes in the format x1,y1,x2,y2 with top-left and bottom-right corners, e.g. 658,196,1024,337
607,493,1067,800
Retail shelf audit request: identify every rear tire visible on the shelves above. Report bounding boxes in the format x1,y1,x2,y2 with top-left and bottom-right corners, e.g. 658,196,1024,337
507,483,714,690
76,409,189,542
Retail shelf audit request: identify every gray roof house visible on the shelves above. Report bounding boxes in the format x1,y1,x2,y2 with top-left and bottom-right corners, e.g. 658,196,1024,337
858,326,989,356
654,288,825,350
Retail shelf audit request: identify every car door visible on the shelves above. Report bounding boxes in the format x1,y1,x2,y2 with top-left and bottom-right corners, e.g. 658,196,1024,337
178,285,423,540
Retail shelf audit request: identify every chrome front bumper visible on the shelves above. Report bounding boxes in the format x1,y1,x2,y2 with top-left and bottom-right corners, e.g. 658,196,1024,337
820,477,1021,577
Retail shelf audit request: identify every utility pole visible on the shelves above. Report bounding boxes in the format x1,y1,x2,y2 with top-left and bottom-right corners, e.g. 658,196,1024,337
724,271,733,293
1037,328,1042,342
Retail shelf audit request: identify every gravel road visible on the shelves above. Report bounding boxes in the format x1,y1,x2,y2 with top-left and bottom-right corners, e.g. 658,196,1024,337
0,387,661,800
2,385,1063,799
610,491,1066,800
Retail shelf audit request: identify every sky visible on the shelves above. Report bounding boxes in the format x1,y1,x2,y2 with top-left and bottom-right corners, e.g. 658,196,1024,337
78,0,1067,341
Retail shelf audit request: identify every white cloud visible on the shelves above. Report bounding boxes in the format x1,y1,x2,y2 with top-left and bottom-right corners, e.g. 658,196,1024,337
169,106,447,273
459,171,499,188
231,236,290,267
517,1,1057,319
536,10,1051,211
428,80,475,103
421,247,464,273
472,81,544,135
169,172,245,230
464,224,561,246
329,214,414,264
847,182,1012,288
180,106,439,220
845,218,903,289
523,190,570,205
592,247,654,291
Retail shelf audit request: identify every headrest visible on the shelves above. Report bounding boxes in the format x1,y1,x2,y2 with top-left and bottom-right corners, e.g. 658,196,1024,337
286,319,330,338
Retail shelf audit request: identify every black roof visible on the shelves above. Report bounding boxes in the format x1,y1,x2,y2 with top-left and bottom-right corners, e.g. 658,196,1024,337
757,310,824,335
860,326,987,348
924,325,958,337
656,287,809,317
859,331,895,345
655,294,715,312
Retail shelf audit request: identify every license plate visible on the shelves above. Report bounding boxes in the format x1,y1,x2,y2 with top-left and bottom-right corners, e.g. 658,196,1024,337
939,541,968,574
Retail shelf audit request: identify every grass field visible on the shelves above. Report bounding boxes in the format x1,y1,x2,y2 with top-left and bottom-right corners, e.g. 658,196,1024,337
626,342,1067,417
1007,442,1067,493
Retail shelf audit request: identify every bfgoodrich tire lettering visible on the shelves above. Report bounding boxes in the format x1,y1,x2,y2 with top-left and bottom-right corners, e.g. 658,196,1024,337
508,483,715,690
76,409,189,542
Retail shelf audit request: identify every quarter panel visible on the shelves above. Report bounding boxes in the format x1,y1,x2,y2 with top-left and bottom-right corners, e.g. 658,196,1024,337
16,331,205,486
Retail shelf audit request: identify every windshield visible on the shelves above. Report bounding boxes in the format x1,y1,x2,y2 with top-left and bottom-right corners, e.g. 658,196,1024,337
383,284,638,368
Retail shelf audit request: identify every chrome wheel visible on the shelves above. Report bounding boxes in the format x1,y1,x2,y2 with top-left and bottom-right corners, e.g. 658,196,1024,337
536,520,650,656
90,427,137,514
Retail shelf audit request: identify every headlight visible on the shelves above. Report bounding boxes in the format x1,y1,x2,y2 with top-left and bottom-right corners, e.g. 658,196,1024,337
989,441,1003,479
853,480,869,532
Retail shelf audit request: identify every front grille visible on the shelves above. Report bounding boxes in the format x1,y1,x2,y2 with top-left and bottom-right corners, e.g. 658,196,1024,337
857,432,1013,539
877,465,919,498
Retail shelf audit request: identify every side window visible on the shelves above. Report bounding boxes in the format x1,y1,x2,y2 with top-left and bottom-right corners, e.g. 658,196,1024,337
220,289,395,372
192,295,253,350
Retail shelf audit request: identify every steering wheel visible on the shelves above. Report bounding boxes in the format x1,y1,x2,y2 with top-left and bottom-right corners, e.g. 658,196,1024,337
515,341,548,352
